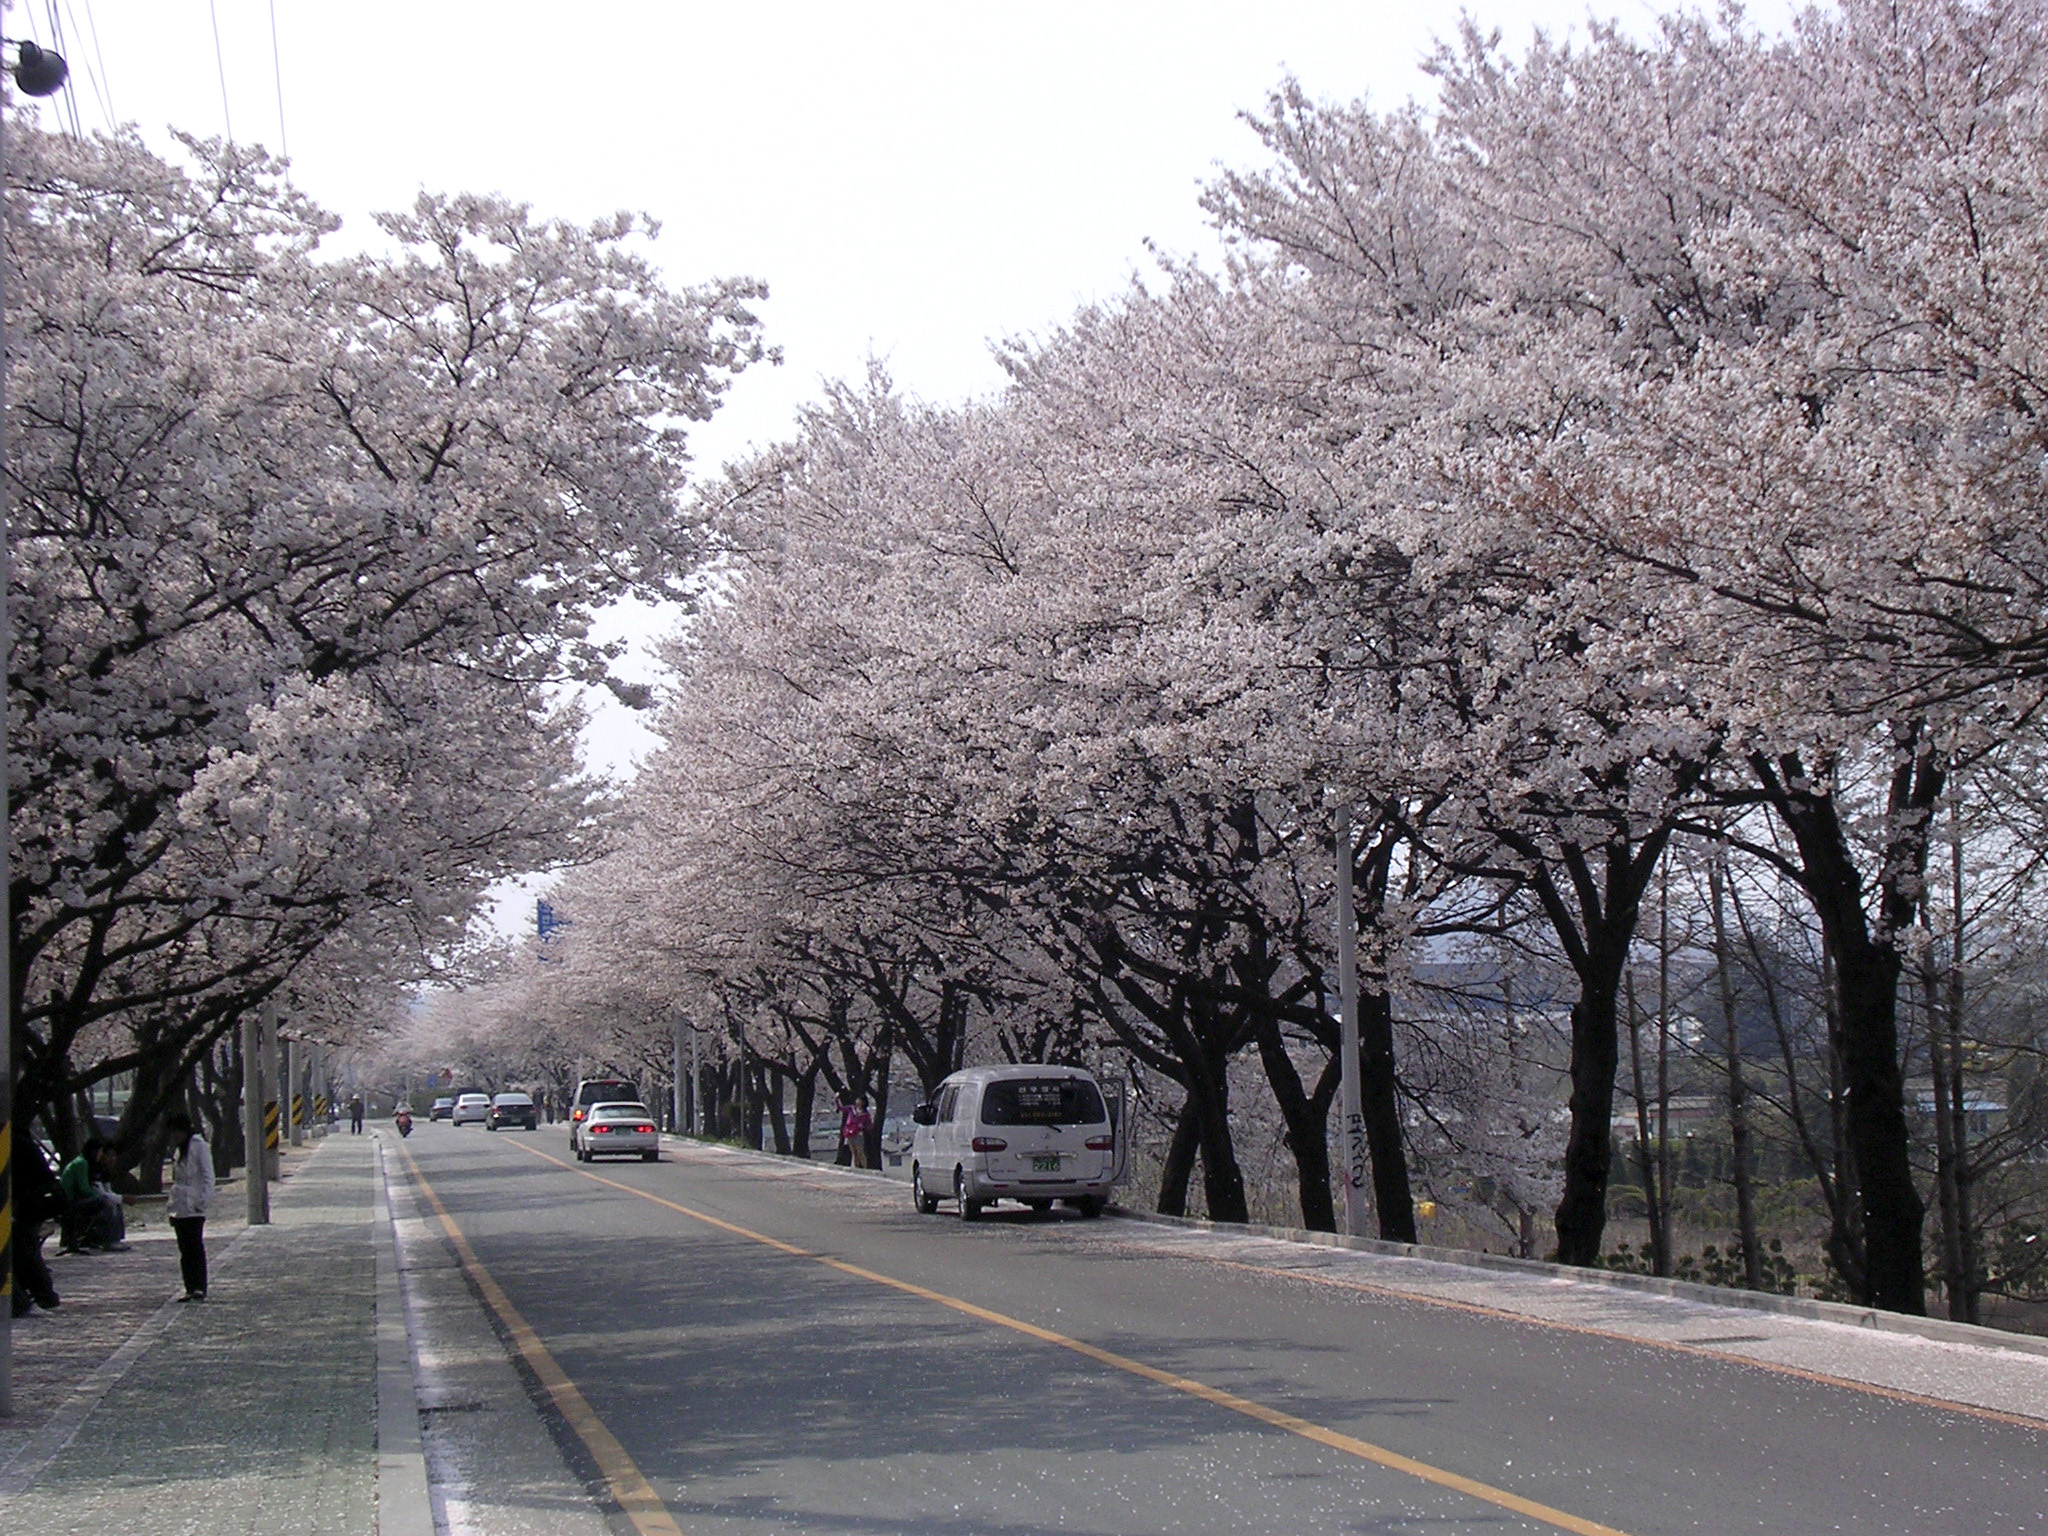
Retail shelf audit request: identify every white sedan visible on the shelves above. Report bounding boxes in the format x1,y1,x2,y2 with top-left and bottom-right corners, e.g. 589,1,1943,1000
574,1102,659,1162
450,1093,492,1126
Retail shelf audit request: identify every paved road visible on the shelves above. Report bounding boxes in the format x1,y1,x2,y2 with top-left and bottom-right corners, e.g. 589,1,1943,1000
390,1123,2048,1536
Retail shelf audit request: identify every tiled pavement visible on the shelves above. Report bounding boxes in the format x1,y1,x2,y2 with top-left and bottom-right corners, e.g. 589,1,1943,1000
0,1133,427,1535
2,1192,244,1437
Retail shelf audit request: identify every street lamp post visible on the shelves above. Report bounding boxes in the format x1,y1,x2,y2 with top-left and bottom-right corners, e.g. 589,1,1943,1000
1,32,72,1420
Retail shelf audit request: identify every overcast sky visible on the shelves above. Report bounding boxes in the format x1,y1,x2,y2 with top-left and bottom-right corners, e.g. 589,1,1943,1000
33,0,1802,929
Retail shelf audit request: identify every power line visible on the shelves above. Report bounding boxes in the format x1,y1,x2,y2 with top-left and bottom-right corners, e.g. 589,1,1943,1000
207,0,233,141
267,0,288,163
40,0,83,136
62,0,115,129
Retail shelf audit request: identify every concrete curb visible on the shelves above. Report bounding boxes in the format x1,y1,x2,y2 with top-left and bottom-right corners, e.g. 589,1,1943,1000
662,1133,2048,1362
1112,1205,2048,1361
372,1136,435,1536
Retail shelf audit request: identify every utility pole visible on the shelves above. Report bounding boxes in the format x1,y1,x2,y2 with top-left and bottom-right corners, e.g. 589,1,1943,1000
1335,805,1370,1238
688,1026,700,1135
287,1037,304,1147
308,1041,325,1136
243,1010,270,1225
0,34,72,1420
671,1019,685,1134
260,1001,281,1182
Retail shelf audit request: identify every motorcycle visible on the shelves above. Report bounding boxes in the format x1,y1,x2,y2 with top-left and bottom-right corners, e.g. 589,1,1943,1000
394,1108,413,1138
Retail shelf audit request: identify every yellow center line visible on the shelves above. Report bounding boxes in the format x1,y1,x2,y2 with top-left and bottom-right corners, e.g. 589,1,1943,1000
1128,1245,2048,1436
501,1136,1634,1536
390,1137,683,1536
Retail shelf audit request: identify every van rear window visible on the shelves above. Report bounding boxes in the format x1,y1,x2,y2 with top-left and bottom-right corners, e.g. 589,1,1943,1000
577,1080,636,1105
980,1078,1105,1126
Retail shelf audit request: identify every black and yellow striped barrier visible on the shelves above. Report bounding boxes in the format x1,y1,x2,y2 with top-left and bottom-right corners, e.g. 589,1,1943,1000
1,1119,13,1301
264,1100,281,1150
291,1093,304,1128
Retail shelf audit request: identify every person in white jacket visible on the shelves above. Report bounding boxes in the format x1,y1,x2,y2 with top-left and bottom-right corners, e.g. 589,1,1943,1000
165,1111,215,1301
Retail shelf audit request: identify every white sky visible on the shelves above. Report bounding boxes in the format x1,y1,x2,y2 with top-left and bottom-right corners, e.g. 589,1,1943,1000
26,0,1801,933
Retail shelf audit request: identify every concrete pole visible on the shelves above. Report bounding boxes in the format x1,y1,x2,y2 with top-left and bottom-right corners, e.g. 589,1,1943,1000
260,1001,280,1182
672,1020,685,1134
310,1042,326,1137
287,1037,304,1147
688,1026,701,1136
243,1011,270,1225
0,47,74,1416
0,76,17,1422
1335,806,1371,1238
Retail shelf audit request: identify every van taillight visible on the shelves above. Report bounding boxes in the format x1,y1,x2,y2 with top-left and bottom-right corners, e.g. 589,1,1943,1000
971,1137,1007,1153
1085,1135,1115,1151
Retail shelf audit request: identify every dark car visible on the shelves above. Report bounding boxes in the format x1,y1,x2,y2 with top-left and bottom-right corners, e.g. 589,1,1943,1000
487,1092,538,1131
429,1096,456,1121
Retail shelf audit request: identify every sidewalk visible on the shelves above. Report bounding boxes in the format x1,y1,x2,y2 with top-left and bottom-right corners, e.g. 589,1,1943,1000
0,1131,428,1535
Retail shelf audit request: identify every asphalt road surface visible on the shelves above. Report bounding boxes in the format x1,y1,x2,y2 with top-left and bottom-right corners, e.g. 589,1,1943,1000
388,1123,2048,1536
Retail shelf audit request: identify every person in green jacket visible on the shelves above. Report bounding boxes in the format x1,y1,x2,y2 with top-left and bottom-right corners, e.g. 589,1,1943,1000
58,1137,129,1252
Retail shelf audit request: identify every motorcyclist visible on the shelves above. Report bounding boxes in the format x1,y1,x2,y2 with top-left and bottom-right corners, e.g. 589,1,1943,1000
394,1105,414,1137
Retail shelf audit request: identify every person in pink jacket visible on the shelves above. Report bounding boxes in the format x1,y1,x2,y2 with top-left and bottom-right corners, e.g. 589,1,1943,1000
841,1095,874,1170
165,1111,215,1302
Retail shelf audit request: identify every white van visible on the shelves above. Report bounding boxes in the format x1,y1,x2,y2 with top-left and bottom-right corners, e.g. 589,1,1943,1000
909,1064,1118,1220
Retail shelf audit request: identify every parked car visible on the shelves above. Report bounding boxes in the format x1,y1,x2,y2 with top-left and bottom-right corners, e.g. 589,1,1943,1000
450,1093,492,1126
429,1096,457,1121
487,1092,538,1131
909,1065,1117,1220
567,1077,640,1150
573,1102,658,1162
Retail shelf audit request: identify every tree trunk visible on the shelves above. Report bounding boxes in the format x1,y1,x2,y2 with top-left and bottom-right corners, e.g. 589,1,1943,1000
1555,965,1623,1267
867,1047,893,1169
744,1058,767,1150
1156,1095,1200,1216
1758,748,1929,1315
1708,852,1763,1291
1359,989,1415,1243
1511,830,1668,1271
765,1066,791,1154
200,1034,246,1177
1822,950,1867,1293
1625,970,1670,1276
1925,953,1966,1318
1246,1006,1336,1232
791,1062,819,1160
1654,877,1674,1277
1831,933,1923,1313
1944,807,1980,1326
1192,1063,1250,1224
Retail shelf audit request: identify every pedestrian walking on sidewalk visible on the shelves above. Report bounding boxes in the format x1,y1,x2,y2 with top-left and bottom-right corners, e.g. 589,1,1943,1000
10,1123,63,1316
165,1111,215,1301
348,1095,365,1134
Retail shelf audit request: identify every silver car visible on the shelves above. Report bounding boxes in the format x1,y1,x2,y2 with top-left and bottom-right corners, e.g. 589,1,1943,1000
450,1092,492,1126
575,1102,659,1162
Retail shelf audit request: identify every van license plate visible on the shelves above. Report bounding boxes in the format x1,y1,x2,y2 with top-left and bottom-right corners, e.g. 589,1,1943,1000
1032,1154,1060,1172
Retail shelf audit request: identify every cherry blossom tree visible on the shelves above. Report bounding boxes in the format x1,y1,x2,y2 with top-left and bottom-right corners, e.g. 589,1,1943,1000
6,119,766,1140
462,0,2048,1318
